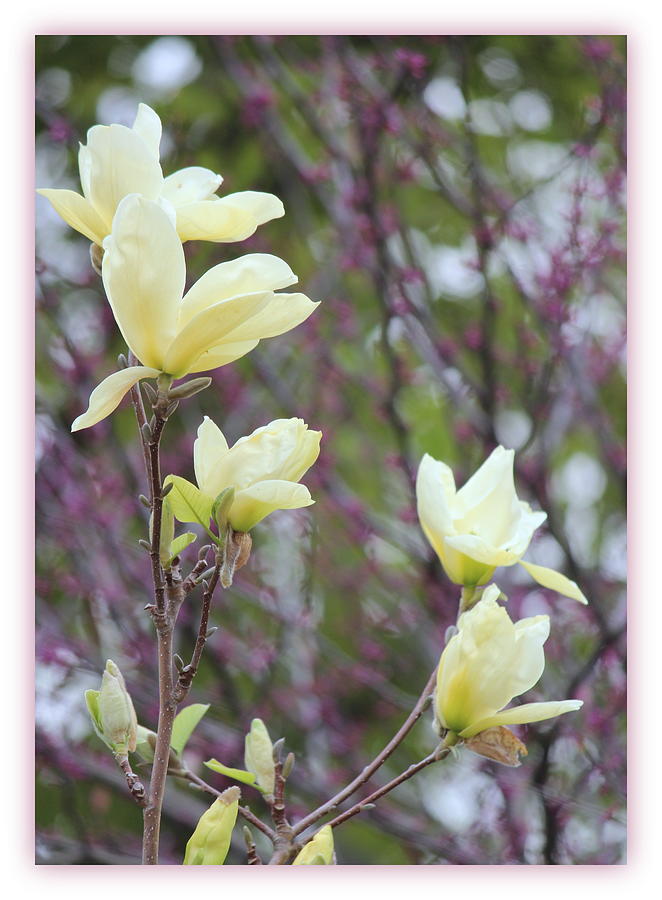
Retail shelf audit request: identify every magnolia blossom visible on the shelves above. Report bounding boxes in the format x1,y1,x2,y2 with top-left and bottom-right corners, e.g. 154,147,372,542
292,825,335,865
183,786,240,865
71,195,318,431
416,446,587,603
435,584,582,739
38,102,283,246
166,416,321,533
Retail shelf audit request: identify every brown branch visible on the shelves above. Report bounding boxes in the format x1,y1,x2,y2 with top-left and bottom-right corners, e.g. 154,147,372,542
292,665,437,836
173,562,222,704
324,745,450,831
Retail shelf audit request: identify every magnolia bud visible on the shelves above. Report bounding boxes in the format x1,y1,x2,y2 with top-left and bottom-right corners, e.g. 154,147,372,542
244,719,275,796
167,377,213,401
292,825,335,865
183,786,240,865
86,660,138,755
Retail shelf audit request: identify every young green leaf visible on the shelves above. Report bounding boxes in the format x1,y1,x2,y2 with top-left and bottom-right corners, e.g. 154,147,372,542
204,759,262,791
163,475,215,533
171,703,210,756
167,531,197,563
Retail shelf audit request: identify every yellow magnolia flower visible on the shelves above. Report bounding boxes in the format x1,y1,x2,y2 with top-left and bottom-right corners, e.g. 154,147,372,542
416,447,587,603
183,786,240,865
38,102,283,246
71,195,319,431
292,825,335,865
435,584,583,740
166,415,321,533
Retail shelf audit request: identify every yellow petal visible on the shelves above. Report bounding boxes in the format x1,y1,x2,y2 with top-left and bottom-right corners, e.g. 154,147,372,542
221,292,319,343
194,417,229,496
184,340,260,374
175,191,284,242
36,189,107,245
293,825,334,865
459,700,583,738
131,103,162,158
178,254,297,328
519,560,588,604
71,366,160,432
444,533,519,567
416,453,457,539
102,195,184,369
230,481,313,532
163,291,273,377
162,167,223,206
86,123,163,226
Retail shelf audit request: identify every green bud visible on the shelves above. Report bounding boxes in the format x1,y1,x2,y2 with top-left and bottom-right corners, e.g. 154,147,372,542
292,825,335,865
86,660,138,755
167,377,213,401
244,718,276,796
183,786,240,865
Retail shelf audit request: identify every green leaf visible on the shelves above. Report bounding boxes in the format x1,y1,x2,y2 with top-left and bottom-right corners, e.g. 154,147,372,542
84,689,112,750
204,758,262,790
171,703,210,755
164,475,214,532
167,531,197,563
211,486,235,535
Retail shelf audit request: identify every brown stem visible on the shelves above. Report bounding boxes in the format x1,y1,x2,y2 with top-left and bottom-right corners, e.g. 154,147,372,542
292,665,437,836
173,562,221,704
323,746,450,831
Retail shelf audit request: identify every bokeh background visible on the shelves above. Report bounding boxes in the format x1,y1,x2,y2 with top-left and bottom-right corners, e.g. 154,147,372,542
35,35,626,865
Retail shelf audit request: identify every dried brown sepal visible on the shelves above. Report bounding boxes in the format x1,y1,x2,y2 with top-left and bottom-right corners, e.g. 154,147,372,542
465,726,528,767
90,241,104,275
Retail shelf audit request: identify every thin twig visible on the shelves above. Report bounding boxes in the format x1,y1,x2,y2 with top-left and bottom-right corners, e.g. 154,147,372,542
173,562,222,704
292,665,437,835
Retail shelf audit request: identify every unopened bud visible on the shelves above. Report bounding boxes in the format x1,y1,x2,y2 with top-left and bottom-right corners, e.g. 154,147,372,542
165,400,180,418
138,539,151,552
142,382,157,405
183,786,240,865
272,737,285,764
198,544,212,561
174,653,185,672
161,481,174,498
244,719,275,795
85,660,138,755
282,751,295,779
206,626,218,639
168,377,213,402
292,825,335,865
117,352,128,369
141,422,152,443
139,494,151,509
242,825,254,849
220,530,252,588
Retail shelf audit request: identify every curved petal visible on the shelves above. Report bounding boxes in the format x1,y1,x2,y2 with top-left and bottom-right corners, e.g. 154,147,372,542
185,340,259,374
86,123,163,227
519,560,588,604
163,291,273,377
36,189,107,245
102,195,184,369
210,419,321,496
221,292,319,343
230,481,313,532
178,254,297,328
194,417,229,496
162,167,223,207
175,191,284,242
71,366,160,432
456,446,515,511
504,508,548,558
78,143,92,199
131,103,162,159
445,533,520,567
416,453,457,544
459,700,583,738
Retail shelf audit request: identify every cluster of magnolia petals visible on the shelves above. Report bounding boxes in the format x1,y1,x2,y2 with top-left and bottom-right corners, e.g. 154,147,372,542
416,446,587,604
70,196,319,432
166,415,321,533
434,584,583,747
292,825,335,865
183,786,240,865
38,102,283,247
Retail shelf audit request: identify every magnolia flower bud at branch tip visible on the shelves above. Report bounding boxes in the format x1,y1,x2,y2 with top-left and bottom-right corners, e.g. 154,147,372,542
85,659,138,755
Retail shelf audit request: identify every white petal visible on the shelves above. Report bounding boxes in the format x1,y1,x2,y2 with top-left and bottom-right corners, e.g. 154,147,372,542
416,453,457,548
459,700,583,738
163,292,273,377
194,416,229,496
36,189,107,245
519,560,588,604
175,191,284,242
71,366,160,432
78,143,92,198
162,167,223,206
230,481,313,532
86,123,164,227
102,195,184,369
178,254,297,328
131,103,162,158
